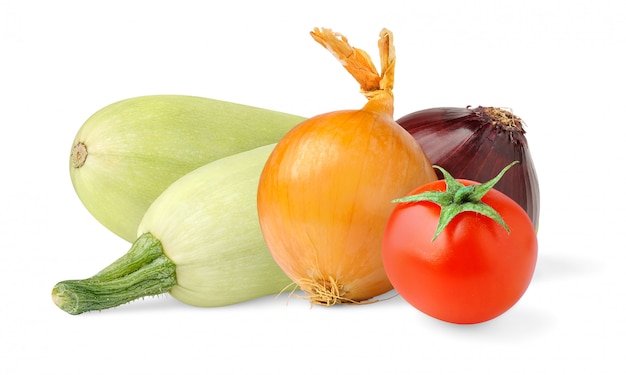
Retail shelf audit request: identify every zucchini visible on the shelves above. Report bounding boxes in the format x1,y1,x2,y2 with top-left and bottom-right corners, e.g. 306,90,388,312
70,95,304,242
53,144,291,314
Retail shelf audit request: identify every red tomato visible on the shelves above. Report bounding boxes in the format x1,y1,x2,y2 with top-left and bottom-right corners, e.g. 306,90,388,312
382,179,538,324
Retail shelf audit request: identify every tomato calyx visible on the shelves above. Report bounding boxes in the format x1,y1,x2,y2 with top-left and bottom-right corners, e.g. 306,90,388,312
393,161,520,241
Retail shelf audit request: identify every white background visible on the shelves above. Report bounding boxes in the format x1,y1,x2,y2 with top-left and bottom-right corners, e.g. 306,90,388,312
2,0,624,374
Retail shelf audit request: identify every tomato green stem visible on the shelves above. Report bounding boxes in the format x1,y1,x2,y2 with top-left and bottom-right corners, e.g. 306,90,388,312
52,233,176,315
393,161,519,241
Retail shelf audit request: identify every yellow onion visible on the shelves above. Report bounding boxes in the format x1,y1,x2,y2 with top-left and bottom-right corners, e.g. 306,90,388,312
257,28,437,305
396,106,540,229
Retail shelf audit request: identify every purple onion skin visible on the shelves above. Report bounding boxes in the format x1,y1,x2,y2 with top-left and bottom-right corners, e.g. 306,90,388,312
396,106,540,229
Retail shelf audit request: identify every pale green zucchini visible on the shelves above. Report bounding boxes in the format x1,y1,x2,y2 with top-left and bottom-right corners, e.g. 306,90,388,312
70,95,304,242
53,144,292,314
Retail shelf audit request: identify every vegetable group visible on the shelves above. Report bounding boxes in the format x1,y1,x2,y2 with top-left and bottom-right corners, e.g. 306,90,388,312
53,27,541,323
70,95,304,242
54,144,292,314
257,28,437,305
382,163,538,324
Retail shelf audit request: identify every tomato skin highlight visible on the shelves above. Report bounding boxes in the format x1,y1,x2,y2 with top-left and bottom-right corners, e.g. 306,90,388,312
382,179,538,324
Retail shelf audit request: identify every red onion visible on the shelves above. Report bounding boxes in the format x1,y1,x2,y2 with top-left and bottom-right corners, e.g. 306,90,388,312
396,106,540,229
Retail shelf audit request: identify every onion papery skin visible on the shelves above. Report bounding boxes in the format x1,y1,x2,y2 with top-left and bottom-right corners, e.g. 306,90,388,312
396,106,540,229
257,109,437,304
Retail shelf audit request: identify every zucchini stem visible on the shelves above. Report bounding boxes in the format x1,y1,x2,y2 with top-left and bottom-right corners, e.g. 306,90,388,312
52,233,177,315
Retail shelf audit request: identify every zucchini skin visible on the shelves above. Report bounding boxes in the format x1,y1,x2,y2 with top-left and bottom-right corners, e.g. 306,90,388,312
139,144,291,306
70,95,304,242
